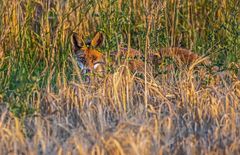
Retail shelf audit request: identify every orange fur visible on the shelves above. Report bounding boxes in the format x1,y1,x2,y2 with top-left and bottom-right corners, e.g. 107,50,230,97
149,47,213,66
158,47,200,63
110,47,215,74
84,48,104,69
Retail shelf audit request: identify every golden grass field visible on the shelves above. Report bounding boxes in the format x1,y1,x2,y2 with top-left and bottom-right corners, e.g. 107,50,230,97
0,0,240,154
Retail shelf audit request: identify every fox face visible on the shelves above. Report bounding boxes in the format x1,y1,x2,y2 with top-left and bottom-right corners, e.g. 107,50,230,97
72,32,105,82
72,31,209,83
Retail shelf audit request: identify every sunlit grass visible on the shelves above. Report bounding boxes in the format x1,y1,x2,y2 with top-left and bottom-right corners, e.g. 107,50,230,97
0,0,240,154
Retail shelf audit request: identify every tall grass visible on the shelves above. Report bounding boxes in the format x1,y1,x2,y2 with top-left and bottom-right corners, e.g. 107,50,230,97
0,0,240,154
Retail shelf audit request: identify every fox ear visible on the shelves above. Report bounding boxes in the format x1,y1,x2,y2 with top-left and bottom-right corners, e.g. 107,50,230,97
72,32,83,52
91,32,103,47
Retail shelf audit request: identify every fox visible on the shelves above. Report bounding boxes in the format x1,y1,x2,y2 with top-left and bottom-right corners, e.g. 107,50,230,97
72,32,215,82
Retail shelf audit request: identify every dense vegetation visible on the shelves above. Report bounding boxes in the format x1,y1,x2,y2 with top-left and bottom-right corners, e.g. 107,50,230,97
0,0,240,154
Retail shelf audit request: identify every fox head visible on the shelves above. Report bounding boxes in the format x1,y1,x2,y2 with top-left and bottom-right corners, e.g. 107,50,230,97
72,32,105,82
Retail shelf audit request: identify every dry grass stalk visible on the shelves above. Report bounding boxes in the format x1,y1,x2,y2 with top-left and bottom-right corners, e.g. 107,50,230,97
0,46,3,59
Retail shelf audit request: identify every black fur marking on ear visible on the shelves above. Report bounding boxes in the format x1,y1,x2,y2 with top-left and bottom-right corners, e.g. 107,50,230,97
72,33,82,52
